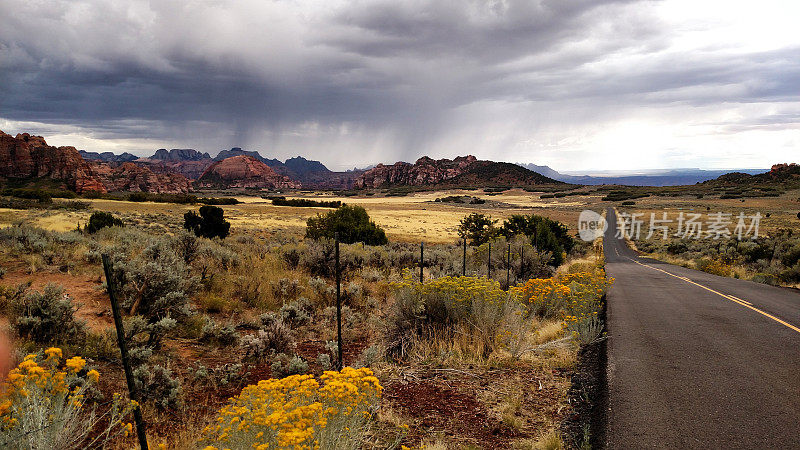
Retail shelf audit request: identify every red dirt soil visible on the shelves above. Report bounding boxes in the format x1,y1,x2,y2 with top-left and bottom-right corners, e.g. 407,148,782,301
2,267,114,332
385,377,517,447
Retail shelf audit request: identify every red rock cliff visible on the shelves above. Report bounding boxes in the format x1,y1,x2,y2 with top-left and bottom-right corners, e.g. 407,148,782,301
0,130,191,193
353,155,478,188
196,155,301,189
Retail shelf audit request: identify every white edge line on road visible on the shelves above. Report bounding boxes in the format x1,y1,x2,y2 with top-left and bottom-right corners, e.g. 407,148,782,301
625,257,800,334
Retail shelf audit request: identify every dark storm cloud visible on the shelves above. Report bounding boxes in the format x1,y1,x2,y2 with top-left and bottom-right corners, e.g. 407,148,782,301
0,0,798,168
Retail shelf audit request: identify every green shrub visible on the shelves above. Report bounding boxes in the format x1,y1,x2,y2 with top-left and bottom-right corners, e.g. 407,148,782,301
280,298,312,328
3,187,77,200
123,315,177,367
387,273,511,358
83,329,120,361
695,258,732,277
501,214,574,253
270,354,310,378
435,195,485,204
300,240,364,279
752,273,780,285
271,197,342,208
198,197,240,205
184,205,231,239
105,241,197,321
0,197,90,211
200,317,240,346
172,231,199,264
305,205,387,245
272,278,301,301
458,213,498,246
127,192,198,204
240,320,295,360
133,364,182,410
187,363,249,390
85,211,123,233
280,243,302,269
601,190,650,201
10,284,86,345
779,263,800,283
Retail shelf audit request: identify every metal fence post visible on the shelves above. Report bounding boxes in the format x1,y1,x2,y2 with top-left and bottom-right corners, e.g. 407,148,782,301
462,239,467,277
335,233,343,370
101,255,149,450
507,242,511,289
488,240,492,279
420,242,424,283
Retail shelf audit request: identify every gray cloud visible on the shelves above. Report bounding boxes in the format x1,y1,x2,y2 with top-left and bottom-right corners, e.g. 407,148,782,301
0,0,798,170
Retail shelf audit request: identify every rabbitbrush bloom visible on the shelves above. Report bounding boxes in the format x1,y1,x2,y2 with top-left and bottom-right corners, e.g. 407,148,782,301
201,367,382,450
0,349,134,449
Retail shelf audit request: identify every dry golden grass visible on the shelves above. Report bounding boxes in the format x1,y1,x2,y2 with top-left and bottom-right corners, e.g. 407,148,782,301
614,188,800,237
0,189,595,242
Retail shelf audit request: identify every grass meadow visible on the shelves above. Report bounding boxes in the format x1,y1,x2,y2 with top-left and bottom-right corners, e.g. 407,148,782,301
2,185,794,448
0,188,612,449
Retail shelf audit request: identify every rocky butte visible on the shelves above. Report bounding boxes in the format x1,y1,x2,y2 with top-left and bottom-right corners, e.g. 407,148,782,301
0,130,191,193
196,155,301,189
354,155,561,189
354,155,478,188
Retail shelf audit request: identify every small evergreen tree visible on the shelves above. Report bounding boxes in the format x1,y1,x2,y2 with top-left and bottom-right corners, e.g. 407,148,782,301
500,214,573,266
85,211,124,234
184,205,231,239
458,213,497,246
305,205,387,245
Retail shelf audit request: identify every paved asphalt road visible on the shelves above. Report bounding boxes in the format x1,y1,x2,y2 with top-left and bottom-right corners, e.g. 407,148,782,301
603,208,800,449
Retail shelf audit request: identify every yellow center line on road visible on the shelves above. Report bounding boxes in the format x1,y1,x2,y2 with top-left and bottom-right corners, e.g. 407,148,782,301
625,256,800,334
729,295,753,306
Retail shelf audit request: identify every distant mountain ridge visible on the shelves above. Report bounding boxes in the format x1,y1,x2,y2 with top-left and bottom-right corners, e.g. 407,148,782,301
151,148,211,161
443,160,559,187
706,163,800,186
515,163,767,186
79,150,139,162
214,147,283,167
285,156,330,176
355,155,560,188
5,129,787,192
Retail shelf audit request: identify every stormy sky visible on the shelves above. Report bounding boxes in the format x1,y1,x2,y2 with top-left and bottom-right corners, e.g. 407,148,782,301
1,0,798,171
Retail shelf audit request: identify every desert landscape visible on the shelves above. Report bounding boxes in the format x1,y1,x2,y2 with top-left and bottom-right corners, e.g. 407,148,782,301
2,1,800,449
1,127,799,449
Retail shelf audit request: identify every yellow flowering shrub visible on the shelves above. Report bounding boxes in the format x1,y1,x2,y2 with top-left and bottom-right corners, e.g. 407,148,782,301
389,272,512,356
0,348,133,449
389,267,613,360
201,367,382,450
513,269,613,344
